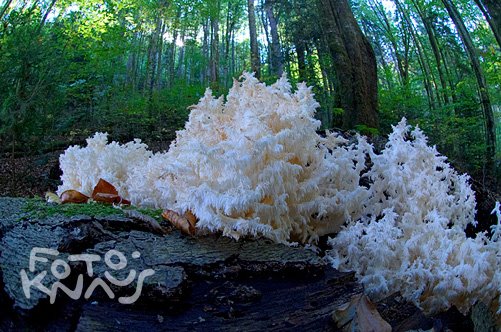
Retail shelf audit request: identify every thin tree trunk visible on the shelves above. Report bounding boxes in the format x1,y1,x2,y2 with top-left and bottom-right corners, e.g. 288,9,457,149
305,44,318,86
0,0,13,21
155,20,166,89
210,8,220,88
265,0,283,77
248,0,260,79
134,32,145,90
259,3,272,76
145,16,162,107
474,0,501,48
440,46,458,110
231,32,236,76
426,19,449,104
368,0,407,85
169,28,178,87
295,38,307,82
176,29,186,78
38,0,57,31
202,19,210,84
441,0,496,177
410,0,449,104
224,1,234,86
393,0,436,110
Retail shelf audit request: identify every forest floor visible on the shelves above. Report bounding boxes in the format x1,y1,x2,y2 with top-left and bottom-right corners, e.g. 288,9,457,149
0,151,62,198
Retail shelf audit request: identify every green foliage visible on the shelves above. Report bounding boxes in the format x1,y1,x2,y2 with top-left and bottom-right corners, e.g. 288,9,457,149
0,0,498,183
354,124,380,136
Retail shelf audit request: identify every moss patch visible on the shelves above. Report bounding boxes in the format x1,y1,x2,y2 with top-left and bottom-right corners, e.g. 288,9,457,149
22,198,164,222
134,208,164,222
23,198,124,219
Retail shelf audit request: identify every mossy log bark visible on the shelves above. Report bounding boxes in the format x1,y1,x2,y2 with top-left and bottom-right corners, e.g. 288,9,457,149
0,198,475,331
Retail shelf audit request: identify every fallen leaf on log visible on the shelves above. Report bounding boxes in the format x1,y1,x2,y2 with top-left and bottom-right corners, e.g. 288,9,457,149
332,294,391,332
92,178,118,197
60,190,89,204
185,210,197,226
93,193,131,205
162,210,197,236
91,179,130,205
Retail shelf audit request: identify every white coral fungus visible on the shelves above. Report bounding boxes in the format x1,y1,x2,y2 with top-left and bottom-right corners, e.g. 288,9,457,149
328,120,500,316
58,73,368,243
58,74,500,317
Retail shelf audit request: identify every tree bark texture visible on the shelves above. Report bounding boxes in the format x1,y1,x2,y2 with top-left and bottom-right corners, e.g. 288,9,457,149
474,0,501,48
265,0,283,77
318,0,379,129
248,0,261,79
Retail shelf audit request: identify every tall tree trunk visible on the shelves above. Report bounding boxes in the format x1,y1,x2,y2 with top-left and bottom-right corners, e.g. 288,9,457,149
248,0,260,79
393,0,436,110
224,1,235,87
145,16,163,107
368,0,407,85
295,38,307,82
259,4,272,76
318,0,379,129
168,9,181,87
441,0,496,177
305,44,318,86
155,20,166,89
426,18,449,104
0,0,13,20
126,48,137,88
202,19,210,84
38,0,57,31
168,29,178,87
231,32,236,76
410,0,449,105
474,0,501,48
176,29,186,78
265,0,283,77
210,10,220,88
440,46,458,110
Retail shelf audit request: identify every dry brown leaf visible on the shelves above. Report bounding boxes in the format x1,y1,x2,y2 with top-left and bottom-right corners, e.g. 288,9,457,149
91,179,130,205
60,190,89,204
93,192,121,204
92,178,118,198
162,210,196,236
332,294,391,332
184,210,198,225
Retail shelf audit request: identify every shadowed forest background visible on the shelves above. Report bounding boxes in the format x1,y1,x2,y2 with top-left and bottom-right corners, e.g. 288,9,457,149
0,0,499,194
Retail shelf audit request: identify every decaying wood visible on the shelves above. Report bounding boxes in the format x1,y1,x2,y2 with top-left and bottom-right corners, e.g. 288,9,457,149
0,198,474,331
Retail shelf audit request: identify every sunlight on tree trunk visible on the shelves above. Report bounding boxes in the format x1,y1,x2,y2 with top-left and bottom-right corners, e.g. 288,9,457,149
248,0,260,79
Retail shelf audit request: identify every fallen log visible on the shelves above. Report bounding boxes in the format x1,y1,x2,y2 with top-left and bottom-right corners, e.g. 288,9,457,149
0,198,475,331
